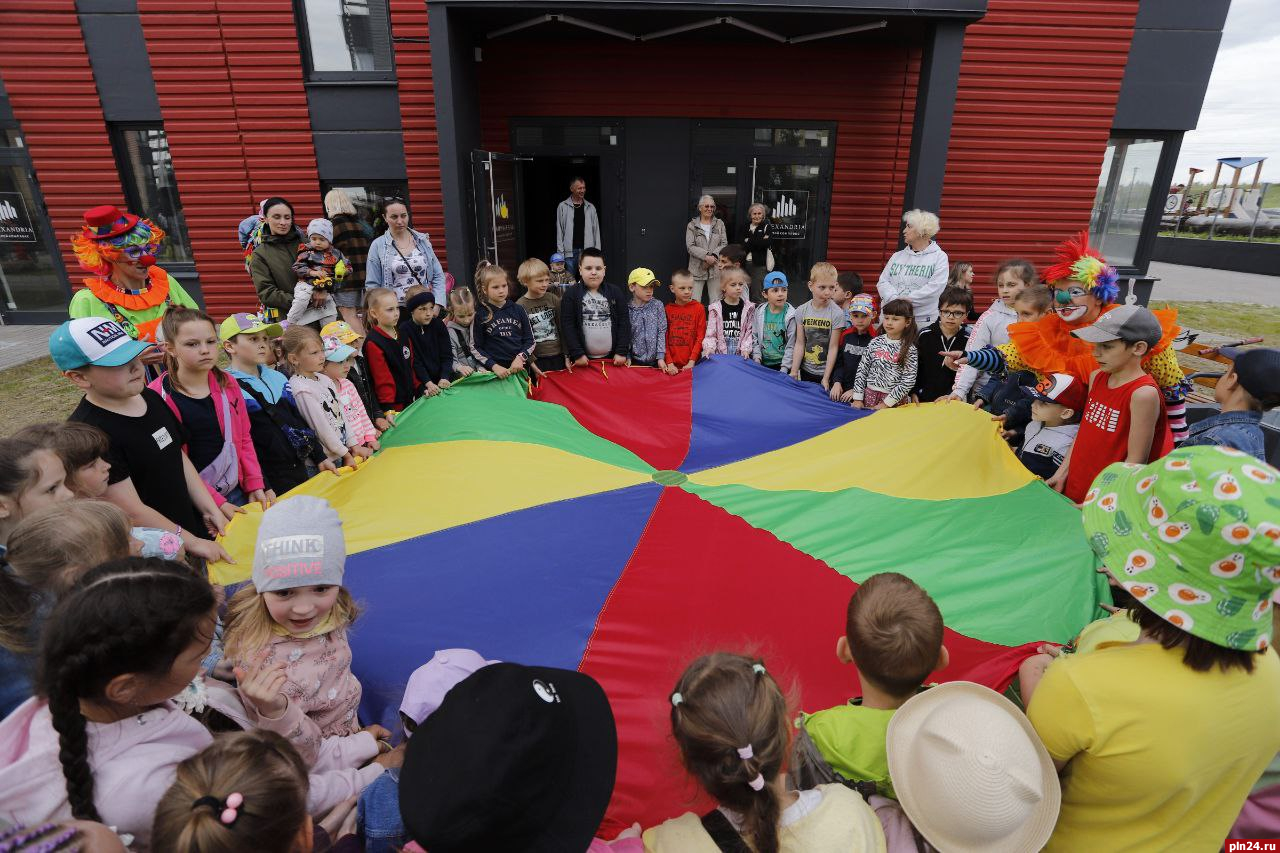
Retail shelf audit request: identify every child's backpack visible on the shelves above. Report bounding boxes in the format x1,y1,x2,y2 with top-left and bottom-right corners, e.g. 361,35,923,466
235,379,321,466
241,218,266,276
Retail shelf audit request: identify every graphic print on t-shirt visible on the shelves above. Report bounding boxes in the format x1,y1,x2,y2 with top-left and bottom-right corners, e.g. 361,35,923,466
722,302,743,353
1083,399,1122,433
391,253,427,283
842,338,868,359
528,306,557,344
763,310,785,363
582,289,613,357
802,316,833,371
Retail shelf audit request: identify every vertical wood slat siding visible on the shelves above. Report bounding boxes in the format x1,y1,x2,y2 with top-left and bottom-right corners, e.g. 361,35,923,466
475,39,921,285
941,0,1139,303
139,0,323,316
0,1,126,300
389,0,447,267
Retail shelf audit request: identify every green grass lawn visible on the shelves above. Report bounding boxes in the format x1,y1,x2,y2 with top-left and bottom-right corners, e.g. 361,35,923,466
1165,301,1280,347
0,357,84,436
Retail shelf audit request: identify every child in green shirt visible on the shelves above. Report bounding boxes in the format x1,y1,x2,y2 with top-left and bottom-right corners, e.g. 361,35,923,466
795,572,947,797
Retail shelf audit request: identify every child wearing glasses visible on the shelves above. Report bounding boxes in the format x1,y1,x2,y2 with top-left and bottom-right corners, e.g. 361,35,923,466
913,286,972,402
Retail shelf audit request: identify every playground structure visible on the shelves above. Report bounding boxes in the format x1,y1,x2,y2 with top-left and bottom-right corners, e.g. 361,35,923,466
1164,156,1279,237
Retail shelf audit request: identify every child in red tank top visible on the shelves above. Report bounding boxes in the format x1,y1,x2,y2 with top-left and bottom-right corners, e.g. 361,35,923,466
1051,306,1174,502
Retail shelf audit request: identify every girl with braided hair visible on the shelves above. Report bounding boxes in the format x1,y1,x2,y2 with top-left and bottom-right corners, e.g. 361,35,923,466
644,652,885,852
0,559,394,849
0,558,216,848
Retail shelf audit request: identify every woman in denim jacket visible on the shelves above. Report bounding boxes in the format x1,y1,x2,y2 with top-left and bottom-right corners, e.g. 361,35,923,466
366,197,446,305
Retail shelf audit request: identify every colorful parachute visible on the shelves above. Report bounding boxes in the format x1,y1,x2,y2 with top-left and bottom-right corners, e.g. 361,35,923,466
212,355,1107,831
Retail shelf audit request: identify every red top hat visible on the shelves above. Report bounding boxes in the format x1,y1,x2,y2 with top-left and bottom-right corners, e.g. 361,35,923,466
82,205,142,240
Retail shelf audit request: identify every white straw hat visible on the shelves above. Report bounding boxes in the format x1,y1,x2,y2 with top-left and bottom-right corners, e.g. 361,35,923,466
886,681,1060,852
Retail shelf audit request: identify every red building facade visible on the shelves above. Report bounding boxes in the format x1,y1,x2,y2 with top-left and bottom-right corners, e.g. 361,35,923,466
0,0,1226,322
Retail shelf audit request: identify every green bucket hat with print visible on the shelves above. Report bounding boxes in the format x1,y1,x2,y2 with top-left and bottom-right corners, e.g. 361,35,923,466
1080,445,1280,652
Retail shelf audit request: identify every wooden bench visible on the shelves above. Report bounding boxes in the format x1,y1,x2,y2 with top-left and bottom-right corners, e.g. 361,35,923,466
1178,337,1265,403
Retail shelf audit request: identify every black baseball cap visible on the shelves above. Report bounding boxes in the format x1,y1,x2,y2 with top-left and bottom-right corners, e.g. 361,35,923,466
1219,347,1280,401
399,663,618,852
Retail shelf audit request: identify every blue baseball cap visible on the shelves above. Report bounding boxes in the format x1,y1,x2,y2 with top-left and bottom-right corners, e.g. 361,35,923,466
322,335,356,362
763,271,789,290
550,252,565,264
49,317,151,371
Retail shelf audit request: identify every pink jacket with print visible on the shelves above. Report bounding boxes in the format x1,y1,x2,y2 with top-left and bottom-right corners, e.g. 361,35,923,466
147,370,266,504
702,298,757,358
234,626,363,767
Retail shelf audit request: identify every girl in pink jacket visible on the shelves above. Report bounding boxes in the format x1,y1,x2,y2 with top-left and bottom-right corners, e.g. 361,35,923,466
702,268,757,358
0,559,385,850
224,496,375,769
149,307,268,513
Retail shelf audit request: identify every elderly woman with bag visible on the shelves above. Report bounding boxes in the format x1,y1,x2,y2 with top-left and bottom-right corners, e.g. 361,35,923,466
366,197,446,305
685,194,728,304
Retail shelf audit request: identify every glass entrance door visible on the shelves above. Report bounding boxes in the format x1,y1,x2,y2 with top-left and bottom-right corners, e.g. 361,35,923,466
0,136,69,323
691,122,834,304
471,150,526,274
751,156,828,295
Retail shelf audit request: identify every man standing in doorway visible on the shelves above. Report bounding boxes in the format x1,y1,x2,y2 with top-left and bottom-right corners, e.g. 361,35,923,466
556,176,601,278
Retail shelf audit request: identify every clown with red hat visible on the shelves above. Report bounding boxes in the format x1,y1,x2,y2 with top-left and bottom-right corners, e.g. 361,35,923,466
950,231,1191,440
67,205,198,357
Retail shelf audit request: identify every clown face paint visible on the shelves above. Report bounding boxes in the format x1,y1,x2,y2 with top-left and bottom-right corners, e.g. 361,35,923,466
1053,285,1097,324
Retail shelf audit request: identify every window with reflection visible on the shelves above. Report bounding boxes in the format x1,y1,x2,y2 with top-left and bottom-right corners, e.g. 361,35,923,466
1090,137,1164,268
111,125,193,266
298,0,394,78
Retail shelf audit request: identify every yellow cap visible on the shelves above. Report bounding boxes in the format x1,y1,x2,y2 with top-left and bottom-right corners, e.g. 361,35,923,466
628,268,659,288
320,320,360,344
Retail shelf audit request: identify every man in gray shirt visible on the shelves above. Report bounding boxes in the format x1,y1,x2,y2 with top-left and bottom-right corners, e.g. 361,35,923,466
555,177,601,277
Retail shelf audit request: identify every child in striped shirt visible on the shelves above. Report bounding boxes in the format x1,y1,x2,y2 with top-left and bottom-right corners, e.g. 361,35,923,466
322,335,377,459
851,298,919,410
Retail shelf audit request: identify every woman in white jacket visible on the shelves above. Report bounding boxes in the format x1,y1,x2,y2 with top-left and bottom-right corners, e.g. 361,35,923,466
951,259,1038,401
876,209,948,326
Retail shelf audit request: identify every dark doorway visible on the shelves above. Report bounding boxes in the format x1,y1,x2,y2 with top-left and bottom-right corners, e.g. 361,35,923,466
518,156,601,267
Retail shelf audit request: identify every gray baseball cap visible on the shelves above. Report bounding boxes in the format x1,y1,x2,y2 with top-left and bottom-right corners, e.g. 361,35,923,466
1071,304,1162,346
252,495,346,593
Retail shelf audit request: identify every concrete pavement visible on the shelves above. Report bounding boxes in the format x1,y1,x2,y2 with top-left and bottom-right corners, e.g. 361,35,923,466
0,324,55,370
1148,261,1280,306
